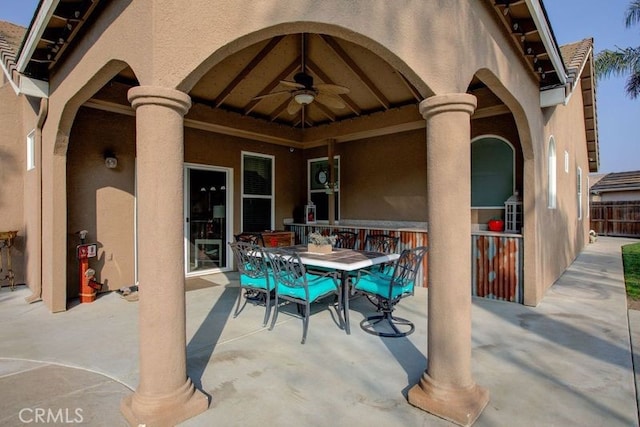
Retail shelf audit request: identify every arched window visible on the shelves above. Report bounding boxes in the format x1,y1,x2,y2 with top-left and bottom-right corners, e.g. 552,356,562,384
548,136,557,209
471,136,515,208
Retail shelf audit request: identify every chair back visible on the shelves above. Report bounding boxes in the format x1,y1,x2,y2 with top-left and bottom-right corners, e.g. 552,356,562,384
229,241,269,279
234,232,265,247
390,246,428,293
265,248,307,290
364,234,399,253
334,231,358,249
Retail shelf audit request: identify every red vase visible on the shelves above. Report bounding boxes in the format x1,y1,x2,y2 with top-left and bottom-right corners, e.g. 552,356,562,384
488,219,504,232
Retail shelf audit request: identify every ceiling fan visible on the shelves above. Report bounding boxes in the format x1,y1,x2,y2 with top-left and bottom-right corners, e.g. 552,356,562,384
253,33,350,116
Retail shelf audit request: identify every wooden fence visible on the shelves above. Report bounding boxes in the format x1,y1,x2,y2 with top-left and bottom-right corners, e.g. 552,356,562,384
590,201,640,238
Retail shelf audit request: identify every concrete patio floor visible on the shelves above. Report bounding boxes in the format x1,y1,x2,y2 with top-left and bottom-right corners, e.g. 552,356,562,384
0,236,638,426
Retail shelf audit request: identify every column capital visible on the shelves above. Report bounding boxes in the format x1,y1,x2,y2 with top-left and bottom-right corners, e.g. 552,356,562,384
128,86,192,115
419,93,477,120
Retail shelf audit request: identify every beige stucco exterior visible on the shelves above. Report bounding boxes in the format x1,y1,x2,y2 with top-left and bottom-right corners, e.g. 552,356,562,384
0,1,596,425
18,1,592,309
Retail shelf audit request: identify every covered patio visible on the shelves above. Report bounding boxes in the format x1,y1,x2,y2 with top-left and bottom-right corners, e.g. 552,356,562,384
6,1,596,425
0,237,637,426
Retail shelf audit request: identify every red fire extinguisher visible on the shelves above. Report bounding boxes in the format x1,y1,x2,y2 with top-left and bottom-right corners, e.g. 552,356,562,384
76,230,101,303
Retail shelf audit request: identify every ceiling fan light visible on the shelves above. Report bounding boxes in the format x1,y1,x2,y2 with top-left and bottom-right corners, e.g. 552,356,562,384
294,91,315,105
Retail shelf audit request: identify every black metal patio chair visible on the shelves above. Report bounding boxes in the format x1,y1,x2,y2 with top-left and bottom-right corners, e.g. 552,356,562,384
353,246,428,338
229,241,274,326
364,233,399,254
265,248,344,344
334,230,358,249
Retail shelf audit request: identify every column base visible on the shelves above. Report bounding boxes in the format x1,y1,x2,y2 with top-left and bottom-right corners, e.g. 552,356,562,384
408,373,489,427
24,293,42,304
121,378,209,426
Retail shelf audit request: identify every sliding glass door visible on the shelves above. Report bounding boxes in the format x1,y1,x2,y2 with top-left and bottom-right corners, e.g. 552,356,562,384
185,165,231,275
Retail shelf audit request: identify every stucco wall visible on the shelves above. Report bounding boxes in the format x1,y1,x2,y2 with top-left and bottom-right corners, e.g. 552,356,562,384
0,83,31,286
28,0,591,309
184,127,305,232
538,79,591,293
67,108,137,294
304,130,428,222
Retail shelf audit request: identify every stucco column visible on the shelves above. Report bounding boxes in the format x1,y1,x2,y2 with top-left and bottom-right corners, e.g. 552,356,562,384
121,86,208,426
408,93,489,426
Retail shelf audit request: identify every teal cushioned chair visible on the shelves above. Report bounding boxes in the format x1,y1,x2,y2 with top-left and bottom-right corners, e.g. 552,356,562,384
266,248,344,344
229,241,274,326
353,246,428,337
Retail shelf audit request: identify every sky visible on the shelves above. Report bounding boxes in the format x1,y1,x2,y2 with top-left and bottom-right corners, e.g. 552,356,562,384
0,1,638,174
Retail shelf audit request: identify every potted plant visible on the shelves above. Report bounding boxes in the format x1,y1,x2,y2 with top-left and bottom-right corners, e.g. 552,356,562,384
307,232,336,254
487,218,504,232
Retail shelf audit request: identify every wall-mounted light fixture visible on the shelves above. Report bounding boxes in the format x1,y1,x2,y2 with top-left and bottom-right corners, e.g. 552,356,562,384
104,151,118,169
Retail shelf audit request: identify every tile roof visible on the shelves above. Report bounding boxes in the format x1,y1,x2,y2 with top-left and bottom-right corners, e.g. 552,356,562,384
559,38,593,80
591,171,640,192
0,21,27,84
559,38,599,173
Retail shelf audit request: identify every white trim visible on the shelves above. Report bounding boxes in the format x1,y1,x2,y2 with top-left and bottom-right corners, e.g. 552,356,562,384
470,135,516,209
577,166,583,220
307,156,341,222
241,151,275,231
564,150,569,173
540,86,566,108
16,0,61,73
26,130,36,171
548,136,557,209
586,175,590,219
19,75,49,98
184,163,234,276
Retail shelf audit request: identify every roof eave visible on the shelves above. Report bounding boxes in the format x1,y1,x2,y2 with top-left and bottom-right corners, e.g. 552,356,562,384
16,0,60,73
525,0,567,87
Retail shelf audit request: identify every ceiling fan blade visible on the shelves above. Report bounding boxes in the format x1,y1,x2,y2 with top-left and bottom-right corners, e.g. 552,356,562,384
315,83,350,95
280,80,305,89
252,90,292,100
286,98,303,115
315,93,346,109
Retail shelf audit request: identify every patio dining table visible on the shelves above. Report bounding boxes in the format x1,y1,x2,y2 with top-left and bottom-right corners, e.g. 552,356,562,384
282,245,400,334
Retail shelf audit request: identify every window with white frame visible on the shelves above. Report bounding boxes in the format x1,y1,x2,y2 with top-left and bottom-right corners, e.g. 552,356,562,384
564,151,569,173
471,136,515,208
26,130,36,171
241,152,274,231
548,136,557,209
577,166,583,220
308,157,339,222
586,175,590,219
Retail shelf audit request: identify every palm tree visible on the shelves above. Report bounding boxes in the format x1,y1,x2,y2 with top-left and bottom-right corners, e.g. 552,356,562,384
595,0,640,98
